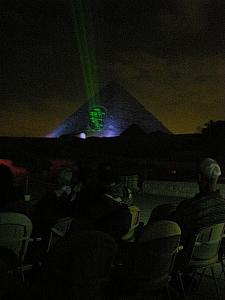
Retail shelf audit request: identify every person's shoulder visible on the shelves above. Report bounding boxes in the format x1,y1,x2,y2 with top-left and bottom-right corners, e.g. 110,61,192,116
200,190,224,202
172,195,199,218
212,190,225,203
176,197,192,211
213,189,224,198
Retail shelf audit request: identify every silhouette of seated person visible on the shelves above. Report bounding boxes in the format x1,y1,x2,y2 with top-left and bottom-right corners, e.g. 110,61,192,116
25,230,117,300
94,164,132,241
98,162,134,206
72,162,132,242
0,164,33,220
171,158,225,247
27,162,52,205
136,158,225,247
34,165,84,236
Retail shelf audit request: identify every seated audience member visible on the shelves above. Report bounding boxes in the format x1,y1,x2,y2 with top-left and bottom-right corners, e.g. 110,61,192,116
27,164,52,205
25,230,117,300
97,162,134,206
34,166,84,236
73,188,132,241
0,164,33,220
54,165,84,209
71,163,133,241
93,163,134,241
172,158,225,246
95,204,132,241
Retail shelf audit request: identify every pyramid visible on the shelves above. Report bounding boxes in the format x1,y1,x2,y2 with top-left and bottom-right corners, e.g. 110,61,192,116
48,82,170,138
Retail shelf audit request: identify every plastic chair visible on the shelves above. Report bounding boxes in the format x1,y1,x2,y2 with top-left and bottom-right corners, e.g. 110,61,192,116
0,212,33,280
122,205,140,241
47,217,73,253
218,237,225,282
176,222,225,299
113,220,182,299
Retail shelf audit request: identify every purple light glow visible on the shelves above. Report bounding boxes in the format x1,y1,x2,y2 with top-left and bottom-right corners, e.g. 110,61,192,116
103,131,118,138
79,132,86,139
46,127,65,138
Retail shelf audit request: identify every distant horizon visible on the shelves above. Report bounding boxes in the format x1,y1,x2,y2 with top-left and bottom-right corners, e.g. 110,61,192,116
0,128,207,139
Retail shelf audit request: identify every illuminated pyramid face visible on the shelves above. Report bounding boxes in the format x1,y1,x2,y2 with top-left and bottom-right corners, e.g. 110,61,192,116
48,82,170,138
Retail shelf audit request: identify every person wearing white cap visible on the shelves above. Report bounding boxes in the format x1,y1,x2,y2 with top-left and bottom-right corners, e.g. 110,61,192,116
172,157,225,245
198,158,222,193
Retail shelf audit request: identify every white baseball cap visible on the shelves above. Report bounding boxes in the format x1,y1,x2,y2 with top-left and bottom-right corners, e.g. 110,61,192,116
200,158,221,179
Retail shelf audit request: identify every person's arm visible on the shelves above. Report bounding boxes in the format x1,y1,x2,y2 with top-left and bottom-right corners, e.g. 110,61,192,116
103,194,128,212
169,201,185,226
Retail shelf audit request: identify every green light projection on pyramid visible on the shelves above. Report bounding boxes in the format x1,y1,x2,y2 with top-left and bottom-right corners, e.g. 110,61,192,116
89,106,106,131
70,0,105,132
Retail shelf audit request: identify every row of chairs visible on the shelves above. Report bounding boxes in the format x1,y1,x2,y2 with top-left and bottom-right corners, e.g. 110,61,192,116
112,221,225,299
0,212,74,281
47,205,141,252
1,211,225,299
0,206,140,280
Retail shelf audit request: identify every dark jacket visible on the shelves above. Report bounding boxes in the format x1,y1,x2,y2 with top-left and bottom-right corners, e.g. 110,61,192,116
73,187,132,241
171,190,225,244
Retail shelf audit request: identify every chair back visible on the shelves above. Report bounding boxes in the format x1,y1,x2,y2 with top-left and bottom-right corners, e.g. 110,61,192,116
127,220,181,290
0,212,32,262
47,217,73,252
137,219,181,242
186,222,225,263
52,217,73,235
122,205,140,240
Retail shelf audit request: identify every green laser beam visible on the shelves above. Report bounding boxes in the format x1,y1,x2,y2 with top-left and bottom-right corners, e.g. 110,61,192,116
70,0,98,104
70,0,105,132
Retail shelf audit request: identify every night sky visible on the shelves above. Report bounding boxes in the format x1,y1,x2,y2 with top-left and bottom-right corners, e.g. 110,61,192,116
1,0,225,137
